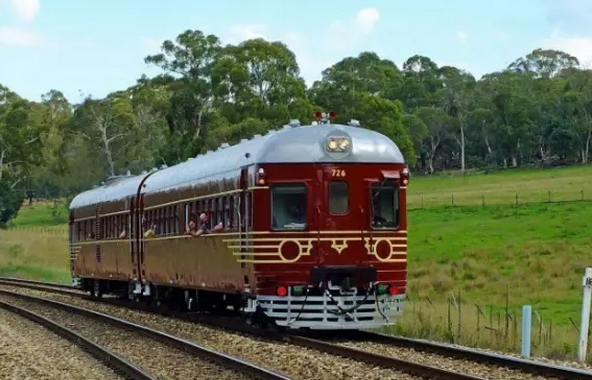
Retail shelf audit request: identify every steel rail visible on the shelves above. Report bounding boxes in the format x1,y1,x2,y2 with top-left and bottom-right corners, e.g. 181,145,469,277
280,333,486,380
0,279,484,380
0,276,74,289
347,330,592,380
0,288,294,380
0,298,158,380
4,278,592,379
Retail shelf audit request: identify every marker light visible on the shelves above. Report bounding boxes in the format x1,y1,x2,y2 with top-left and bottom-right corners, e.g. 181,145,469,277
256,167,266,185
277,286,288,297
388,285,400,296
377,284,389,295
292,286,304,296
401,167,410,186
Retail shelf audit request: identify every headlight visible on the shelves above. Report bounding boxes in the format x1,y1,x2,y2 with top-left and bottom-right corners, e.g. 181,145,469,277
326,137,352,153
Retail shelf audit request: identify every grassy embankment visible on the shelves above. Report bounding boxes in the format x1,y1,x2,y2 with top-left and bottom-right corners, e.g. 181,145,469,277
1,165,592,359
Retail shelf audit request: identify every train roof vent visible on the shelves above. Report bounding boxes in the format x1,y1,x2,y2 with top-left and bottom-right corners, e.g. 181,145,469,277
206,150,214,155
286,119,300,128
348,119,361,127
126,170,131,176
196,154,204,158
311,121,318,126
218,142,230,150
159,164,168,169
252,134,262,139
141,170,148,174
266,129,277,135
240,138,248,143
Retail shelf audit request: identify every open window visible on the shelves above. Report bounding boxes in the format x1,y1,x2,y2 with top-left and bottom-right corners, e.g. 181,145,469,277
271,184,307,230
370,180,400,229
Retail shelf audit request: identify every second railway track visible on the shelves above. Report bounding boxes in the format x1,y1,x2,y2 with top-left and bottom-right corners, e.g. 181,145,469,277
1,278,591,380
0,288,292,380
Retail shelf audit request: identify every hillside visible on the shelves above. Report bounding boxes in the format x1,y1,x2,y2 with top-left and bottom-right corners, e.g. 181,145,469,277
2,165,592,358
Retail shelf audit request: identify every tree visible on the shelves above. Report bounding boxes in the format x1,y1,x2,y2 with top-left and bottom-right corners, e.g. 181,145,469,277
0,85,44,225
414,107,452,174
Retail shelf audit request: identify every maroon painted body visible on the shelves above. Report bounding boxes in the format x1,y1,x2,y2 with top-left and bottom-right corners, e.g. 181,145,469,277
249,163,407,295
69,120,409,329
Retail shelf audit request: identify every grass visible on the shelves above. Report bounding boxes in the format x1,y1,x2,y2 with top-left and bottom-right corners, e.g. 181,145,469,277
407,164,592,208
0,228,71,283
384,201,592,361
3,165,592,361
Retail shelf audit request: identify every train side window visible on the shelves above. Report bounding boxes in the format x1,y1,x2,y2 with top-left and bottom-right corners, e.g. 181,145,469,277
370,180,400,229
232,195,239,230
271,184,307,230
328,181,349,215
218,197,224,228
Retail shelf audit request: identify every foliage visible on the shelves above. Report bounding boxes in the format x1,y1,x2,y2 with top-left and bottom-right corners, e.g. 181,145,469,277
2,29,592,225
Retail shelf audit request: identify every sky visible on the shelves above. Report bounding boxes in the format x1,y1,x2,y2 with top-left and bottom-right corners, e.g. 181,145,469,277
1,0,592,103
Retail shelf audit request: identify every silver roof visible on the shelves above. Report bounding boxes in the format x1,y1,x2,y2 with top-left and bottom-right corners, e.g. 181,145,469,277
70,123,405,209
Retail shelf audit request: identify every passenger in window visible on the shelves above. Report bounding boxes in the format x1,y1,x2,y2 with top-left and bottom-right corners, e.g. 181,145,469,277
186,213,223,237
372,203,387,227
288,204,306,224
144,224,157,238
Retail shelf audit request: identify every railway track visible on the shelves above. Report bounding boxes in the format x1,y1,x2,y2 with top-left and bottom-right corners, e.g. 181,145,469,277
0,296,156,380
1,277,591,380
0,286,293,380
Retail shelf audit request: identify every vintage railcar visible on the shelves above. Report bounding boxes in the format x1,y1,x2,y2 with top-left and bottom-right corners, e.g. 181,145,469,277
69,114,410,329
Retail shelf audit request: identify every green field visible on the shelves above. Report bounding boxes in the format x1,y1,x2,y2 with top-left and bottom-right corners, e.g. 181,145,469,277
2,165,592,359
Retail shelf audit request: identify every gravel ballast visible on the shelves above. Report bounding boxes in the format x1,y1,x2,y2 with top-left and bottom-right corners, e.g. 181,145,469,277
337,340,562,380
0,308,123,380
0,294,254,380
0,286,425,380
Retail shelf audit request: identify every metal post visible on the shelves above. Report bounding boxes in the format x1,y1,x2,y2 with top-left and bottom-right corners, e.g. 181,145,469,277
578,267,592,362
521,305,531,357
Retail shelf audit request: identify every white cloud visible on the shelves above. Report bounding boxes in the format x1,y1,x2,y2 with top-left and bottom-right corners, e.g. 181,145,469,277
327,7,380,49
539,29,592,67
0,26,44,47
141,37,162,53
456,31,467,42
282,31,333,85
9,0,40,22
225,24,269,44
212,8,380,84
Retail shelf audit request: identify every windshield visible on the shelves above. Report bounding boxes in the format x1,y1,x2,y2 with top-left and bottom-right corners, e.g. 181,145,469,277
271,184,307,230
370,180,400,229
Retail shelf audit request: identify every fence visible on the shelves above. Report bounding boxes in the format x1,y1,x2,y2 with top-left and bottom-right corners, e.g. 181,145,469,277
4,225,68,235
388,287,585,362
407,188,590,210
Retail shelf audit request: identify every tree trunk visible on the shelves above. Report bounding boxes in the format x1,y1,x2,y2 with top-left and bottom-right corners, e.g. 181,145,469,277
460,124,466,173
484,136,493,155
584,129,591,164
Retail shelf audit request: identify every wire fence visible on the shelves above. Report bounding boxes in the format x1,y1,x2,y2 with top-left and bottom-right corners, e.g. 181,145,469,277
5,225,68,235
407,188,589,210
391,288,583,362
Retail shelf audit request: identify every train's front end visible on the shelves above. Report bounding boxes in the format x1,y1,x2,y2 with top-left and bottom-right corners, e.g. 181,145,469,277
244,114,408,330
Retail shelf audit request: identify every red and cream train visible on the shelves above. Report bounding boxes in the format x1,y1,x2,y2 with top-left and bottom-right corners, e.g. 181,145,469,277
69,114,410,330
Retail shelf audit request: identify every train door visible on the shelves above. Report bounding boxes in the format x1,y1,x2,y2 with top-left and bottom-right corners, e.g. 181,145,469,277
239,167,249,267
95,204,103,270
138,192,147,281
321,165,355,229
239,166,255,291
130,196,140,282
